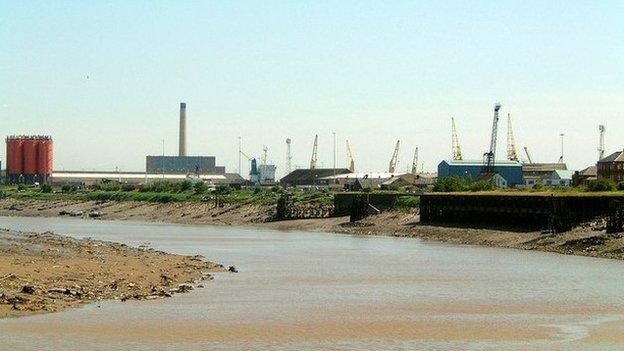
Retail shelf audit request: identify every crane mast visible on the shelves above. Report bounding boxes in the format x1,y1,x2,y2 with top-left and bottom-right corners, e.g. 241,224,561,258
346,139,355,172
309,135,318,169
523,146,533,164
451,117,463,160
598,125,606,161
261,146,268,166
388,140,400,173
484,103,501,174
411,147,419,174
506,113,518,162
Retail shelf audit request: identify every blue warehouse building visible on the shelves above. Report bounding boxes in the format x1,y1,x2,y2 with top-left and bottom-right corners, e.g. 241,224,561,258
437,160,524,187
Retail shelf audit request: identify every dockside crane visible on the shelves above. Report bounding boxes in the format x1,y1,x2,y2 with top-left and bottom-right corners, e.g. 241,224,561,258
523,146,534,164
388,140,400,173
411,147,419,174
451,117,463,160
483,103,501,174
309,135,318,169
506,113,519,162
598,125,606,161
346,139,355,172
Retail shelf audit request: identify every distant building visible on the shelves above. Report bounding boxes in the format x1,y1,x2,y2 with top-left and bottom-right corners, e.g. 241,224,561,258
380,173,437,190
572,166,597,186
597,150,624,182
522,163,567,187
280,168,351,187
437,160,523,187
540,170,575,187
145,156,225,175
320,172,400,189
476,173,508,189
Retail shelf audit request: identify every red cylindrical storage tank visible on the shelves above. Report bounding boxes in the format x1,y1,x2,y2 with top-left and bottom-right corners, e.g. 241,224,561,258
36,138,54,175
9,138,24,175
23,139,38,175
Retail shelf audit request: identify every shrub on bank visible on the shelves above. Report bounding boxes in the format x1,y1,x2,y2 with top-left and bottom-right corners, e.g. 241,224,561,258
618,182,624,191
586,179,616,192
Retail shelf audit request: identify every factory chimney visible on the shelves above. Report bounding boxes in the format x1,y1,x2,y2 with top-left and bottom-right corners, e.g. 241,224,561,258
179,102,187,156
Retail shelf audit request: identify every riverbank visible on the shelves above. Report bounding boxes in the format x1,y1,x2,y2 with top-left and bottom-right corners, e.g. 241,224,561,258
1,198,623,261
0,227,223,318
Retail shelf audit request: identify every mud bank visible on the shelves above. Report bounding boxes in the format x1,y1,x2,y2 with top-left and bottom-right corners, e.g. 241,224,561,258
2,198,624,261
0,227,223,318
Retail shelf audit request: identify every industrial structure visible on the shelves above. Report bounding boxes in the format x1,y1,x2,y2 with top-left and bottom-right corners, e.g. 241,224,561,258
309,135,318,169
179,102,187,156
438,159,523,187
451,117,463,160
388,140,400,173
598,125,606,161
145,155,225,175
411,147,419,174
285,138,292,175
145,102,227,177
506,114,519,162
280,168,351,187
346,140,355,172
5,135,53,184
483,103,501,175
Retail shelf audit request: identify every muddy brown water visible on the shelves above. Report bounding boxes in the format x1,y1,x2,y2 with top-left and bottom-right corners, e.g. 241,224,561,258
1,216,624,350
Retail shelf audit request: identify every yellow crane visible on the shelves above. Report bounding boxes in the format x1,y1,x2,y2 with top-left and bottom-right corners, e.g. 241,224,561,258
388,140,400,173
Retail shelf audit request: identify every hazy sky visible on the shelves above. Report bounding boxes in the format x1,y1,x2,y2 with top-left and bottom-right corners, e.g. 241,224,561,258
1,1,623,177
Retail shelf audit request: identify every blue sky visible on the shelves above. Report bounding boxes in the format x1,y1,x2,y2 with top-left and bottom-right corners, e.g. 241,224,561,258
1,1,623,176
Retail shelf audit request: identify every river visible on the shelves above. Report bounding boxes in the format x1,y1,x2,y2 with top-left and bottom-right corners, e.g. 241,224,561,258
1,216,623,350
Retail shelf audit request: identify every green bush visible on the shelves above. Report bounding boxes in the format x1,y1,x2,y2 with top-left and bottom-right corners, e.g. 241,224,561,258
40,184,53,193
121,183,135,192
61,183,77,193
433,176,472,192
586,179,616,192
471,179,495,191
395,195,419,209
193,182,208,194
618,182,624,191
17,184,26,191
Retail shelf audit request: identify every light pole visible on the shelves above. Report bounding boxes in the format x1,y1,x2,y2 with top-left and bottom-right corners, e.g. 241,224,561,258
559,133,565,163
162,139,165,179
332,132,336,178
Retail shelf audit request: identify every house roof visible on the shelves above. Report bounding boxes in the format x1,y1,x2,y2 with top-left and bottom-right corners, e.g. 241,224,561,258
441,159,522,167
321,172,403,180
578,166,597,177
598,151,624,163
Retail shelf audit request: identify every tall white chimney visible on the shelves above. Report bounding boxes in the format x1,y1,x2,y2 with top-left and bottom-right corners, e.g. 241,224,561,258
179,102,187,156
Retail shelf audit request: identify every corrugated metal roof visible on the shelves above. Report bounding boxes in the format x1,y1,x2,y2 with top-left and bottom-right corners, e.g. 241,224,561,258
441,159,522,167
51,172,226,180
522,163,567,172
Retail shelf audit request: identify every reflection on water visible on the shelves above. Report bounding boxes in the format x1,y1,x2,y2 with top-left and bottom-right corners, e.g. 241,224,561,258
1,216,624,351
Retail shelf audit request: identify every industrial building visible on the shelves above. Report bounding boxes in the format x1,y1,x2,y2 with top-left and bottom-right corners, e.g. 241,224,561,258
146,102,227,176
522,163,567,188
50,170,246,187
597,150,624,182
320,172,403,189
5,135,53,184
437,159,523,187
280,168,351,187
146,156,225,175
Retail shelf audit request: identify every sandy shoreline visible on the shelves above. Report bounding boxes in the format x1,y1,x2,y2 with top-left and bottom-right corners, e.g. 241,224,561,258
0,227,224,319
2,197,624,262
